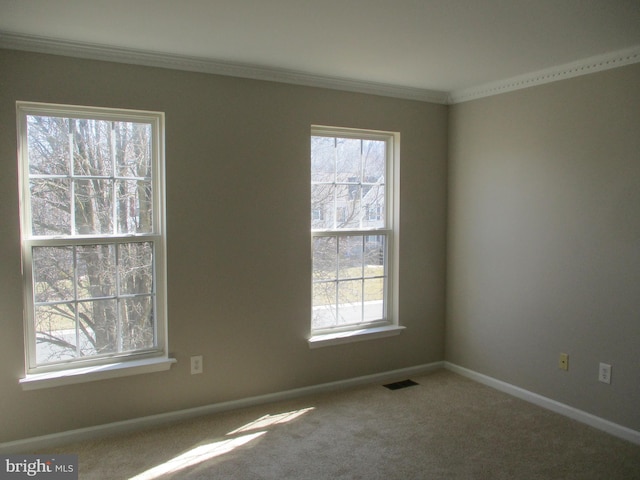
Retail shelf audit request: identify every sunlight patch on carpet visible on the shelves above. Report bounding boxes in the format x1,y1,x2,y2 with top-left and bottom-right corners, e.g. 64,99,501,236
128,407,315,480
227,407,315,435
129,431,266,480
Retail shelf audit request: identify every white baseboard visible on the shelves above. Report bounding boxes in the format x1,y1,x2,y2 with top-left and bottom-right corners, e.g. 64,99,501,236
0,361,444,453
6,361,635,453
444,362,640,446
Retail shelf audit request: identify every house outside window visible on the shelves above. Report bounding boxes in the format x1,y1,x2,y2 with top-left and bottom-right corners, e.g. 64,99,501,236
17,102,169,380
310,126,399,342
312,207,324,222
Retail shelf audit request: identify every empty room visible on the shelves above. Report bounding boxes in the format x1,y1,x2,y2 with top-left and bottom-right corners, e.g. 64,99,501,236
0,1,639,478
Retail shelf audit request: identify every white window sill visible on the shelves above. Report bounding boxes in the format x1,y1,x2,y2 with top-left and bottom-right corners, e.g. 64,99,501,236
20,356,177,390
308,325,405,349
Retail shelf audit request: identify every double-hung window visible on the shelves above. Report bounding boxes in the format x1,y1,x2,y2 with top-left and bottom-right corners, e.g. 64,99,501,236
17,102,170,386
310,126,401,346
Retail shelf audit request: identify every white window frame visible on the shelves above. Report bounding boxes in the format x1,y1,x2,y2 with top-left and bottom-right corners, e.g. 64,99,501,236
17,102,174,389
309,126,403,348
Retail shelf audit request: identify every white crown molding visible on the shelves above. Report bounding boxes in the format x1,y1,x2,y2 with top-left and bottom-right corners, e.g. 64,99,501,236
2,31,638,106
449,45,640,104
0,31,449,104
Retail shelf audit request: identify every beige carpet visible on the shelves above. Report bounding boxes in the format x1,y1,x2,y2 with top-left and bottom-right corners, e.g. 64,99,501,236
43,370,640,479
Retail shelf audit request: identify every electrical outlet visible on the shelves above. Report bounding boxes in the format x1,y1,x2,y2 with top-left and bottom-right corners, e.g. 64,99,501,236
191,355,203,375
598,363,611,384
559,353,569,371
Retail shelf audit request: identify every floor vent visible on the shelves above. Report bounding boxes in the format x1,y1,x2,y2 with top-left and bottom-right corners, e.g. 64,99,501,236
383,379,419,390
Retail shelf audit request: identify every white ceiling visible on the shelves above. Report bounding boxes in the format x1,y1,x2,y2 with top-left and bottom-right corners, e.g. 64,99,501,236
1,0,639,101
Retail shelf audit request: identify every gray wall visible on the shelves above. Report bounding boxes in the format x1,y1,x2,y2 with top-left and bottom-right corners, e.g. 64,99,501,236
447,63,640,430
0,49,447,443
2,46,638,444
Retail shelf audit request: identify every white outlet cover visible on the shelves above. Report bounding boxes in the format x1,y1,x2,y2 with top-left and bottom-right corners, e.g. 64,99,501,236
598,363,611,384
191,355,203,374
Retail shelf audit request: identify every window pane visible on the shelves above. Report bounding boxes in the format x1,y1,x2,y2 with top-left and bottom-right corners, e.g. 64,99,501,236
27,117,158,238
32,246,74,303
30,178,72,236
364,235,385,271
337,280,363,325
336,184,361,229
74,179,113,235
27,116,70,176
72,119,113,177
76,244,116,299
336,138,361,180
120,296,155,351
311,184,335,230
116,122,152,178
116,180,153,234
35,303,76,364
364,277,384,301
362,140,385,181
31,242,157,364
338,236,363,279
362,184,385,228
312,282,337,330
363,278,384,322
119,242,154,295
311,136,335,183
312,237,336,281
79,299,118,356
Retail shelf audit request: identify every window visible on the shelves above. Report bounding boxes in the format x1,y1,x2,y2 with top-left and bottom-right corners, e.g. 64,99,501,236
310,126,401,345
17,102,170,383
